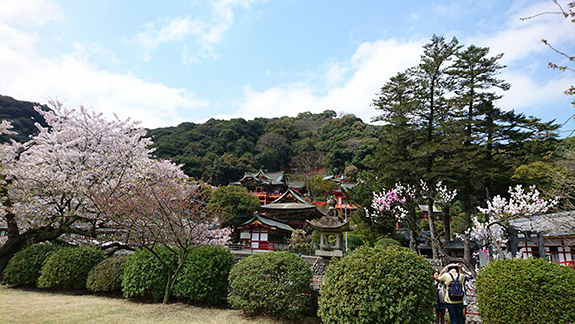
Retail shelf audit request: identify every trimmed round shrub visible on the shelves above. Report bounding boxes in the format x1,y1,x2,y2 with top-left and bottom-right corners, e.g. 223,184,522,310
318,244,435,324
3,243,63,286
174,245,234,305
477,258,575,324
122,247,175,302
37,246,106,290
374,237,401,247
228,251,313,320
87,255,130,293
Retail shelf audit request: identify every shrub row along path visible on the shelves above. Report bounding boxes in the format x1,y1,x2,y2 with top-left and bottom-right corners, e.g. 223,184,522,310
0,286,284,324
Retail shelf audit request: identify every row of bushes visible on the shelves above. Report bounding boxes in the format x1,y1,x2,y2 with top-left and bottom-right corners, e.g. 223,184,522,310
5,242,575,323
3,243,234,305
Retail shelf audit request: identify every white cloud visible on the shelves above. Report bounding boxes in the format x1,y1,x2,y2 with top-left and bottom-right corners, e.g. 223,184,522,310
132,0,261,63
218,38,425,123
469,1,575,64
498,70,573,116
0,49,209,128
0,0,63,26
0,13,208,128
218,0,574,127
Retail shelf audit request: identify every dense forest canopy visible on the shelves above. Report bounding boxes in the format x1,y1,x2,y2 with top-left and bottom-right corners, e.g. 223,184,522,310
0,95,49,143
147,110,381,185
0,95,380,186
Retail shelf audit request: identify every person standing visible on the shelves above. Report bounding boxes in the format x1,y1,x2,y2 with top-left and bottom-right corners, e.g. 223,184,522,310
438,264,465,324
457,264,475,324
434,270,447,324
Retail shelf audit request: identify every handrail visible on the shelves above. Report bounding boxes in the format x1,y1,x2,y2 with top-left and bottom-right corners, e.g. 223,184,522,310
556,260,575,267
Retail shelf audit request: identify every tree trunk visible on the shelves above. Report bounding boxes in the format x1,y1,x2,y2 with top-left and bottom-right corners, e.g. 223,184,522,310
427,198,438,259
463,193,472,262
0,234,29,275
163,273,173,304
443,206,451,243
409,224,418,253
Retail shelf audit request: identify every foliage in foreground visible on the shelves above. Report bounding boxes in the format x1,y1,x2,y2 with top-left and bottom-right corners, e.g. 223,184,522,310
174,245,234,305
477,258,575,324
37,246,106,290
3,243,62,286
87,255,131,293
318,244,435,324
122,247,174,302
228,251,313,320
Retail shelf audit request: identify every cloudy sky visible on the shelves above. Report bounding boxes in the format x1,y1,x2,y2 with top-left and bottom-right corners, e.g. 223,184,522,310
1,0,574,133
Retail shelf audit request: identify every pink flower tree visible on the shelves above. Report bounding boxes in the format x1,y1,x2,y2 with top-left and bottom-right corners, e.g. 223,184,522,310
368,180,477,271
0,101,229,278
367,182,419,252
472,185,558,260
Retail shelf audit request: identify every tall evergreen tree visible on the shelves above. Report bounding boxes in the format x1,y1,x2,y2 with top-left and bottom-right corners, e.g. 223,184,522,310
448,44,510,260
414,35,461,258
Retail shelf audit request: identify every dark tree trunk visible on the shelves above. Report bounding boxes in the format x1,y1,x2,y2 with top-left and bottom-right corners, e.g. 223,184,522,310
0,234,29,275
427,197,438,259
463,192,472,263
443,205,451,243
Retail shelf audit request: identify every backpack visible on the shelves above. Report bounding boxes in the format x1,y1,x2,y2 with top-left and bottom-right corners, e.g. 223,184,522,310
447,273,464,301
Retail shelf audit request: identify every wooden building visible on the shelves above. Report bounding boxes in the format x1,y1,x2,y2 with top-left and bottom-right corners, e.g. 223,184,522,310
509,212,575,265
261,188,325,229
237,214,294,250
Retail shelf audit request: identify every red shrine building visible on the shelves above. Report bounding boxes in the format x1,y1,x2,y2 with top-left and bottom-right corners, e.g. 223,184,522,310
236,188,325,251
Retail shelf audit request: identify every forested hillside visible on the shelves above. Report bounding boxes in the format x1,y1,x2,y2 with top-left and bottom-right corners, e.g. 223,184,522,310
147,111,381,185
0,95,49,143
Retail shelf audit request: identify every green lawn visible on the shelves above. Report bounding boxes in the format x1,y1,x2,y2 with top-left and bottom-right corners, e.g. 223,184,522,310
0,285,288,324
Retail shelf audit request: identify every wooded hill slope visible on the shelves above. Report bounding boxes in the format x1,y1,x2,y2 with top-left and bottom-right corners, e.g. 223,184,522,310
0,95,380,185
147,111,381,185
0,95,49,143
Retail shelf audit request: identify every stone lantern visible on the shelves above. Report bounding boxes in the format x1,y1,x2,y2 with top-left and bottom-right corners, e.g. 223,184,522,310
306,197,356,258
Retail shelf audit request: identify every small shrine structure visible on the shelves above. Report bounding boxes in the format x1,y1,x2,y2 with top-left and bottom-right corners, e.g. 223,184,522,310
237,214,294,250
307,198,356,258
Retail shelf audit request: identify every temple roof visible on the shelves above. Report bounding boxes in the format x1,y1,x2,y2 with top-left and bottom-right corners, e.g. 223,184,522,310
509,212,575,237
238,214,294,232
231,169,286,186
261,188,316,210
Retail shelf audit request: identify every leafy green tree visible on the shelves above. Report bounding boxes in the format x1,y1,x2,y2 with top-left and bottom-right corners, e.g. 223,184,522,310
207,185,260,231
305,175,338,201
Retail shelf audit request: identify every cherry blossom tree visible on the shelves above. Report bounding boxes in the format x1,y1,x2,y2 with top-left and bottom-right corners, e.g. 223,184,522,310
434,181,458,243
96,160,230,303
0,101,155,272
367,182,419,252
0,101,229,276
367,180,477,271
471,185,558,260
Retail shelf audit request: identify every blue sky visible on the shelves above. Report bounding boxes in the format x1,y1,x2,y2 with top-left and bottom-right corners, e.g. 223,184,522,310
1,0,574,135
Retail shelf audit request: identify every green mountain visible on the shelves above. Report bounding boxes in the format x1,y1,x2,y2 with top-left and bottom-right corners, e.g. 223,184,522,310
0,95,381,185
0,95,49,143
147,111,381,185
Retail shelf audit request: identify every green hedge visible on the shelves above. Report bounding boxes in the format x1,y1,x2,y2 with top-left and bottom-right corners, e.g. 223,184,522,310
374,237,401,247
228,251,313,320
318,245,435,324
37,246,106,290
122,247,174,302
477,258,575,324
174,245,234,305
3,243,63,286
86,255,130,293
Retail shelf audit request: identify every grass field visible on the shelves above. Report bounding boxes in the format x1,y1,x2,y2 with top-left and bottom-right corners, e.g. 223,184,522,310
0,285,289,324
